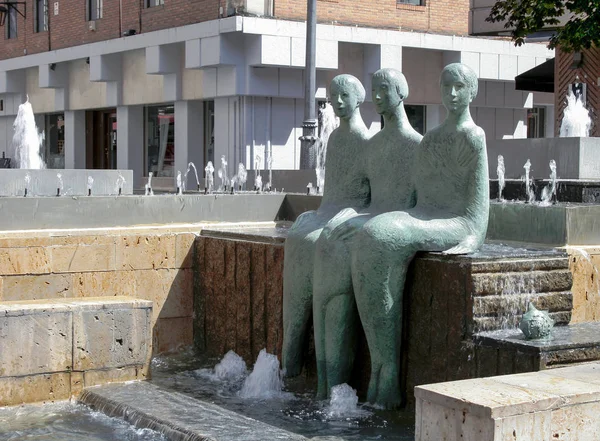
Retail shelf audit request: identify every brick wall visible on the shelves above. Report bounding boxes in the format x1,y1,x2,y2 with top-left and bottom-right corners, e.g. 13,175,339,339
1,0,469,61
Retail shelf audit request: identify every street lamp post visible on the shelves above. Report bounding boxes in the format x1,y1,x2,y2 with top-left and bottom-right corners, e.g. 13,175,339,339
299,0,317,169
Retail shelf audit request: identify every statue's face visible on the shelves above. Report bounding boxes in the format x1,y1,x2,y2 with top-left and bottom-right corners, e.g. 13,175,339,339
372,76,402,116
440,69,472,113
330,82,359,119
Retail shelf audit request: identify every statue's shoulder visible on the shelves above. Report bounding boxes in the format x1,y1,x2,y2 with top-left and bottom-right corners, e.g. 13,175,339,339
460,123,486,150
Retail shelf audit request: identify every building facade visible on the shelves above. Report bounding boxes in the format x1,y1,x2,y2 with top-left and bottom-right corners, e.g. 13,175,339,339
0,0,553,188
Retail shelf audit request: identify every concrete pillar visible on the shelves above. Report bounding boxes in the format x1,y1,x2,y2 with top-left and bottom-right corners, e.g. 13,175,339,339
174,100,204,190
116,105,144,189
545,106,555,138
214,97,231,177
64,110,86,169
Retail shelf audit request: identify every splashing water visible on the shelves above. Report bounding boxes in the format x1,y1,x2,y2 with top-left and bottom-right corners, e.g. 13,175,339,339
24,173,31,196
184,162,200,191
115,173,126,195
238,349,291,400
87,176,94,195
144,172,154,196
12,98,46,169
237,163,247,190
214,351,248,381
217,155,228,192
497,155,505,202
560,91,591,137
56,173,64,196
315,103,339,194
523,159,535,203
540,160,557,206
254,155,262,191
205,161,214,193
176,171,183,195
266,152,273,191
325,384,371,419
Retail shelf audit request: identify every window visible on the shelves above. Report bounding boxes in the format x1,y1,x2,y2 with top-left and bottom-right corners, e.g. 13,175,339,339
6,6,17,39
146,0,164,8
527,107,546,138
44,114,65,169
146,104,175,177
35,0,48,32
398,0,425,5
88,0,102,20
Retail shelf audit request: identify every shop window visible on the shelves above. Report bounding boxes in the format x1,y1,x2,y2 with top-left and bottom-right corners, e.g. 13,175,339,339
146,104,175,177
35,0,48,32
45,113,65,169
527,107,546,138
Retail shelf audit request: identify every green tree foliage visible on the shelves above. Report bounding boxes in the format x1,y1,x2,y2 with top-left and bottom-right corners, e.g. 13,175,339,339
486,0,600,52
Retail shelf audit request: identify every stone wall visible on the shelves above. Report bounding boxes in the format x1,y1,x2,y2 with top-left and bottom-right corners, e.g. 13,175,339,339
0,226,198,354
0,297,152,406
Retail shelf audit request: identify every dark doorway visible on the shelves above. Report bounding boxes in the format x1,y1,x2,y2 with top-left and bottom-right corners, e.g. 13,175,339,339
86,109,117,169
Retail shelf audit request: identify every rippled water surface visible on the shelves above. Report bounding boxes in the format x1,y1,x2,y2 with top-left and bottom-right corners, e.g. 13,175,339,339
150,349,415,440
0,402,167,441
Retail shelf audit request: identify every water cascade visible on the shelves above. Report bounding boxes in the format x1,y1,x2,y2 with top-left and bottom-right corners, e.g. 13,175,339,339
540,160,557,206
560,91,592,137
11,98,46,169
497,155,505,202
315,103,339,194
523,159,535,203
184,162,201,191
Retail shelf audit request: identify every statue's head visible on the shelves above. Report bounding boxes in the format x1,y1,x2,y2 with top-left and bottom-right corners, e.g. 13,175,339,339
440,63,478,113
330,74,366,120
371,68,409,116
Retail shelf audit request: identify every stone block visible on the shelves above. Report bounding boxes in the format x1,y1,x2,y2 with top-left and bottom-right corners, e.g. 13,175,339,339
73,306,151,370
135,268,193,321
116,234,176,270
551,401,600,440
153,316,193,354
0,247,51,275
175,233,196,269
72,270,137,298
83,365,147,388
0,309,72,376
1,273,72,301
545,363,600,385
0,372,71,406
70,371,84,397
567,247,600,323
50,243,116,272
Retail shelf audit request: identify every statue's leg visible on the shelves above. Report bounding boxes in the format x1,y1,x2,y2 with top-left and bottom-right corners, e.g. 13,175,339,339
313,236,357,399
351,215,416,409
282,229,320,377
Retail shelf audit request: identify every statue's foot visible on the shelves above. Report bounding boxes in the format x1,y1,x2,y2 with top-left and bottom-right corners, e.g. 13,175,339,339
282,358,302,378
316,384,328,400
376,363,402,410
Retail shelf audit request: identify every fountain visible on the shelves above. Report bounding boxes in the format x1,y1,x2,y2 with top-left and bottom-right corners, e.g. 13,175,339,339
254,155,262,192
522,159,535,203
11,97,45,170
145,172,154,196
315,102,339,194
204,161,214,193
540,159,557,206
218,155,228,192
237,163,247,191
560,89,592,137
184,162,201,192
496,155,505,202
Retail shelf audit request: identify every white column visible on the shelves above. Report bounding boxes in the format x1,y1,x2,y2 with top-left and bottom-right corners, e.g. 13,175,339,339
174,100,204,190
116,105,144,189
64,110,86,169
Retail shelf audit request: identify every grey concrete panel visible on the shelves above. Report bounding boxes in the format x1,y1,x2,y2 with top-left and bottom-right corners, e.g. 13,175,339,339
487,137,600,180
0,169,134,196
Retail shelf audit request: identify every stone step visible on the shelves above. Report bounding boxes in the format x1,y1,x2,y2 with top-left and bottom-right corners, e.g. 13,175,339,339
80,382,308,441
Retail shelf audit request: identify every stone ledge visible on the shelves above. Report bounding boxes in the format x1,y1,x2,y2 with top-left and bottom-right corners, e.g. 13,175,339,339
415,362,600,440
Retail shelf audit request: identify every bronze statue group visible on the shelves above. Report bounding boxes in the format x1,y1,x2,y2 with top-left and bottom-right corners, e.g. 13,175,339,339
282,63,489,409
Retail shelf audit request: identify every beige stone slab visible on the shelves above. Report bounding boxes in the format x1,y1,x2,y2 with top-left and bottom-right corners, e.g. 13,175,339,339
175,233,197,269
567,247,600,323
135,268,193,320
551,401,600,440
494,371,600,405
73,307,151,370
116,235,176,270
0,372,71,406
70,371,85,398
1,273,73,301
0,247,51,275
72,271,137,298
153,316,193,355
498,410,551,441
0,311,72,376
83,366,147,389
544,362,600,385
50,243,116,273
415,378,562,419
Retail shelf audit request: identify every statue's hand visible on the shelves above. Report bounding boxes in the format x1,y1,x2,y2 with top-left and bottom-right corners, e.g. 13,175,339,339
443,235,479,255
291,210,317,230
328,214,369,242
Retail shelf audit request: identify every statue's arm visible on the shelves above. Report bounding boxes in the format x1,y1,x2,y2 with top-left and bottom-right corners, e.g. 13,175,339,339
442,127,489,255
290,210,318,231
